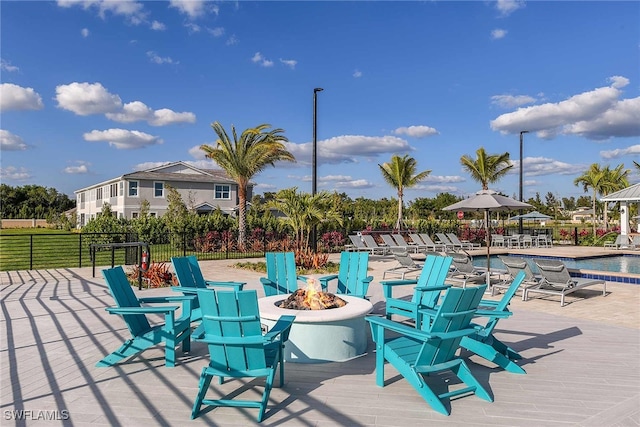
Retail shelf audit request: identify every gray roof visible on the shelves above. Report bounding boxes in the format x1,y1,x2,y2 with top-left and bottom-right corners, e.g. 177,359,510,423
123,169,236,185
600,183,640,202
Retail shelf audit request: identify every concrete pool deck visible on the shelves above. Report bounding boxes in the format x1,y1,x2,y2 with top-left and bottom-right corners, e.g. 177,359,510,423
1,246,639,426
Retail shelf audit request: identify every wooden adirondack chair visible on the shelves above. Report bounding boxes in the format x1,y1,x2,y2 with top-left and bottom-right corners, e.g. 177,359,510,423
191,289,295,422
458,271,527,374
97,266,194,368
367,284,491,415
381,254,453,329
260,252,307,297
318,251,373,298
171,256,245,322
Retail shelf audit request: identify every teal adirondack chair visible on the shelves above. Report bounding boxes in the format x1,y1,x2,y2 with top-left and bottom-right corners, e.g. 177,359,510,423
459,270,528,374
171,256,245,322
367,284,491,416
97,266,194,368
318,251,373,298
381,254,453,328
191,289,295,422
260,252,307,297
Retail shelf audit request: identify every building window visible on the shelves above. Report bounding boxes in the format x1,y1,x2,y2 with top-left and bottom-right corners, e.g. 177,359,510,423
129,181,138,197
110,183,118,198
96,187,103,200
132,212,139,219
154,182,164,198
150,212,157,218
119,181,124,196
215,184,230,200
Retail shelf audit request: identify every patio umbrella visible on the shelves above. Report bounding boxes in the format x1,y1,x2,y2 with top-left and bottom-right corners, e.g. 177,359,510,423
508,210,552,221
443,189,533,285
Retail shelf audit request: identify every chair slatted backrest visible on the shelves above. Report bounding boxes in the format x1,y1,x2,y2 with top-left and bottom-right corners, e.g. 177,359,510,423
447,252,476,274
413,255,453,307
446,233,463,246
408,233,426,247
418,285,486,366
348,235,368,250
381,234,401,248
197,289,267,372
264,252,300,296
171,255,204,289
499,256,537,282
436,233,455,246
481,271,526,334
534,259,572,285
392,234,411,247
336,251,370,296
102,266,151,337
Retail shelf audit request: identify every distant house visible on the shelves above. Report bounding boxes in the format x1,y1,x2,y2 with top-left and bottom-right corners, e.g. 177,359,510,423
74,161,251,227
571,207,594,222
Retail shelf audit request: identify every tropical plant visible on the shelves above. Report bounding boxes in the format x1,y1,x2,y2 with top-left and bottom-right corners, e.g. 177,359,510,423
599,164,630,229
574,163,607,236
201,122,295,249
460,147,513,191
378,154,431,229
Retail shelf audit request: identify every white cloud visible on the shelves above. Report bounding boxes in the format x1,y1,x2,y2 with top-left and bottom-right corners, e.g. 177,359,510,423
393,125,439,138
147,50,177,65
490,76,639,141
151,21,166,31
412,184,460,193
208,27,224,37
491,94,537,108
226,35,239,46
188,144,208,159
185,22,201,33
0,129,28,151
83,128,163,149
521,156,579,176
423,175,466,184
0,83,44,112
0,166,31,181
280,58,297,70
57,0,147,25
600,144,640,159
81,28,90,37
105,102,195,126
252,52,273,67
353,70,362,78
491,29,508,39
56,82,121,115
150,108,196,126
169,0,208,18
495,0,525,17
63,161,90,174
0,59,19,72
287,134,412,165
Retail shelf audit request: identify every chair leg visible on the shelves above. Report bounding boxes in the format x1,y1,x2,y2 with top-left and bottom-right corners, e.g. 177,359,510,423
96,338,151,367
452,361,493,402
460,336,526,375
258,367,278,422
191,367,214,419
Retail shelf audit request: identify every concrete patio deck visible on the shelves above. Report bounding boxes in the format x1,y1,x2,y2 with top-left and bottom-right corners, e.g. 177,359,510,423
1,248,639,426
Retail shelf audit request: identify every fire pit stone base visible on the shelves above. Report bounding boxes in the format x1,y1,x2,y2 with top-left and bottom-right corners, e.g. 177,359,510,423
258,294,373,363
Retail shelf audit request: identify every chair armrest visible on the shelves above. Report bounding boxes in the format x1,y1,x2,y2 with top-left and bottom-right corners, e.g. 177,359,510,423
366,315,436,340
380,279,419,299
139,295,195,304
263,315,296,342
414,285,450,292
106,306,178,315
363,275,374,284
474,309,513,319
204,280,245,291
318,274,338,292
171,286,197,294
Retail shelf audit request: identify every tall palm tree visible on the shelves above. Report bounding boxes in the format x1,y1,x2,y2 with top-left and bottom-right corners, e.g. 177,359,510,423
378,154,431,230
201,122,295,248
634,160,640,173
574,163,608,236
598,164,630,230
460,147,513,190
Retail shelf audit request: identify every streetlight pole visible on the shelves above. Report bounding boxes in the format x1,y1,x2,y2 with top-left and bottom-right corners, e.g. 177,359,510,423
311,88,323,252
518,130,529,234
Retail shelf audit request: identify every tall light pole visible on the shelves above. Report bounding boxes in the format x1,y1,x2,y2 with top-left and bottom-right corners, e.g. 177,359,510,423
518,130,529,234
311,88,323,252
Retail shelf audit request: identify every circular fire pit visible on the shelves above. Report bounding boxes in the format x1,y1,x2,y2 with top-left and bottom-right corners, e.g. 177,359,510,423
258,294,373,363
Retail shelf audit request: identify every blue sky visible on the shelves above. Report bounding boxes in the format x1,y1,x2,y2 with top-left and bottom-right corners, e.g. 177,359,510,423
2,0,639,203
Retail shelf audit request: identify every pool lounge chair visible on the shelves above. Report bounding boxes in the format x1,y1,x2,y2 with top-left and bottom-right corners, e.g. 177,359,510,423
446,252,489,288
346,234,374,253
361,234,390,255
527,259,607,307
435,233,458,251
380,234,411,252
383,247,424,279
604,234,631,249
494,255,541,299
446,233,481,249
392,234,422,253
631,235,640,249
418,234,446,252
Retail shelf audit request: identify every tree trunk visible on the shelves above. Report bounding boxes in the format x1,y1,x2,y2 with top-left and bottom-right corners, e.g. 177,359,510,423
395,194,403,230
237,185,247,250
592,189,597,237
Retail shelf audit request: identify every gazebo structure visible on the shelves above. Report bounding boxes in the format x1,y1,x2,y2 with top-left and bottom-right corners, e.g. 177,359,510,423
600,182,640,237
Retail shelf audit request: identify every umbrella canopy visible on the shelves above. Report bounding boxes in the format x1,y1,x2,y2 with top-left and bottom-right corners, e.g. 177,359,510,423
508,210,552,221
443,189,533,285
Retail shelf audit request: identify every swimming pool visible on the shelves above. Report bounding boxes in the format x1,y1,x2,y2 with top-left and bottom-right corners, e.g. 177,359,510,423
473,254,640,283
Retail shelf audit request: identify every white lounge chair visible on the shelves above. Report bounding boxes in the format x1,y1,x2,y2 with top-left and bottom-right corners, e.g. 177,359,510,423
361,234,390,255
494,255,542,299
392,234,421,253
527,259,607,307
346,235,373,253
380,234,408,252
604,234,630,249
383,248,424,279
419,234,446,252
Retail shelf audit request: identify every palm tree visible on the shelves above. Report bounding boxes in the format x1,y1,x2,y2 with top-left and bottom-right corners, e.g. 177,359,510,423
460,147,513,190
634,160,640,173
378,154,431,230
268,187,342,251
201,122,295,249
574,163,608,236
598,164,630,230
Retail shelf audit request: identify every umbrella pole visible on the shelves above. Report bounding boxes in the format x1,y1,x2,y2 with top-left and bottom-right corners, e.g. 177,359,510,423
485,209,491,287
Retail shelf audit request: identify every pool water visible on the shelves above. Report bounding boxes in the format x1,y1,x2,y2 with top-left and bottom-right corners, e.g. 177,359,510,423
473,254,640,275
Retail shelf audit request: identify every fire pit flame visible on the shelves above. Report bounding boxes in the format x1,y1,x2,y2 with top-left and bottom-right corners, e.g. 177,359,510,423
279,278,347,310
